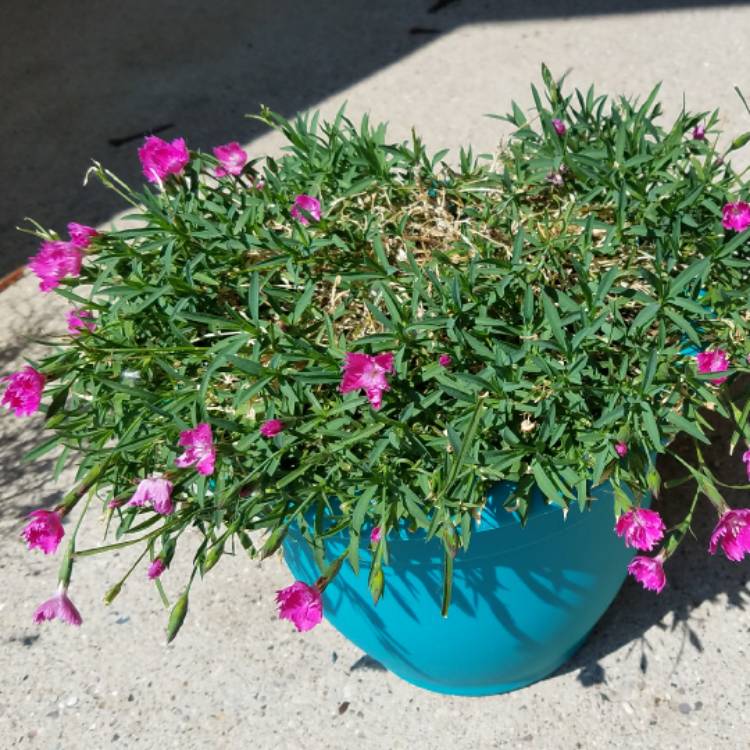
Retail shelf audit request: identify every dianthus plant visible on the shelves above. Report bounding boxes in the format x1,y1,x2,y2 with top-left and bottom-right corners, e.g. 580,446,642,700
9,66,750,637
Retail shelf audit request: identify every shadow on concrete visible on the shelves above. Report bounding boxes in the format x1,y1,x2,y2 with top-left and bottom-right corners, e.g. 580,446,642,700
3,0,749,277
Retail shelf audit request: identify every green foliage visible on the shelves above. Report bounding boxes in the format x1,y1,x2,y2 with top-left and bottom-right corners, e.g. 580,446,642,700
27,69,750,627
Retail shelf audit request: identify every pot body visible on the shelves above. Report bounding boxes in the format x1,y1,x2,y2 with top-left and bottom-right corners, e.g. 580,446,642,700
282,480,640,696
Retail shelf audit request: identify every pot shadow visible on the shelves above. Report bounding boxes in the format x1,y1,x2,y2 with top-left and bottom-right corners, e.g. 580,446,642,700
3,0,746,277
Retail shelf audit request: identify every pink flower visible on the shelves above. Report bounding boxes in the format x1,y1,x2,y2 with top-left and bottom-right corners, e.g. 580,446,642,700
552,118,567,136
708,508,750,562
276,581,323,632
126,477,175,515
742,450,750,480
290,194,321,225
213,142,248,177
259,419,284,438
22,509,64,555
1,366,46,417
147,559,166,580
438,354,452,367
175,422,216,475
692,124,706,140
696,349,730,385
340,352,395,410
138,136,190,184
722,202,750,232
33,586,82,626
614,442,628,458
627,555,666,593
67,223,98,248
615,508,666,551
370,526,382,544
546,170,564,187
66,308,96,335
28,240,83,292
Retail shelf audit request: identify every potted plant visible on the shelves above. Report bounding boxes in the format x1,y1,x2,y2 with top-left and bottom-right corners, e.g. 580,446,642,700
7,66,750,695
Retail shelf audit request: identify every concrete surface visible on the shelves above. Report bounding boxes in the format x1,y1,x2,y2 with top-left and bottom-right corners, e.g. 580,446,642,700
3,2,750,749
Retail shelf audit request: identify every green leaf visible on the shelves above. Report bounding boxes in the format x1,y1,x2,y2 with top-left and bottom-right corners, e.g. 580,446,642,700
541,291,567,351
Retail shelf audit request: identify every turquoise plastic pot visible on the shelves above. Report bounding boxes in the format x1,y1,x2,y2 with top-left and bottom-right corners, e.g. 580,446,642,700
283,479,642,696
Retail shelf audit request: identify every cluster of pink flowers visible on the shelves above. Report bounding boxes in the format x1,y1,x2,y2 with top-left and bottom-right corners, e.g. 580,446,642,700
616,507,668,592
22,511,84,626
620,489,750,595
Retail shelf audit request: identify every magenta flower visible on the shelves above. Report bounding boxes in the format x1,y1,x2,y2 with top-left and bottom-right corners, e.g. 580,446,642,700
22,509,64,555
708,508,750,562
67,223,98,248
551,118,567,136
438,354,452,368
614,442,628,458
722,201,750,232
66,308,96,335
138,136,190,184
615,508,666,551
276,581,323,632
370,526,382,544
546,170,564,187
696,349,730,385
627,555,666,593
340,352,395,410
1,366,46,417
213,142,248,177
742,450,750,480
692,124,706,141
33,586,83,626
126,477,175,515
290,194,321,225
259,419,284,438
28,240,83,292
175,422,216,475
147,559,166,580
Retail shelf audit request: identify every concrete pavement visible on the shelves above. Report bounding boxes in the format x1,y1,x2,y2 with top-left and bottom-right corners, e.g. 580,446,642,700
3,3,750,748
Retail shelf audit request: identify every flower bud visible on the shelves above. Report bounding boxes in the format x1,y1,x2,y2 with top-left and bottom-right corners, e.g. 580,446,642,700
166,590,189,643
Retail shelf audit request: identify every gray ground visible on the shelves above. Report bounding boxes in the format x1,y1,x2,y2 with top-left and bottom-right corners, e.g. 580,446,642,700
3,2,750,749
